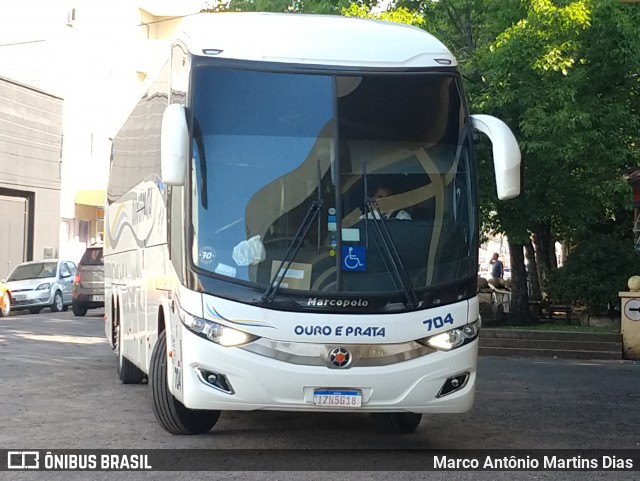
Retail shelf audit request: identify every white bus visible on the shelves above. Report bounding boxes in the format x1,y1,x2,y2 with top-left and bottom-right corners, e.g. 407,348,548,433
105,12,520,435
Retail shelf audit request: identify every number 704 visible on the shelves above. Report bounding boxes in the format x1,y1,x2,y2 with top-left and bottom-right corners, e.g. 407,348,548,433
423,314,454,331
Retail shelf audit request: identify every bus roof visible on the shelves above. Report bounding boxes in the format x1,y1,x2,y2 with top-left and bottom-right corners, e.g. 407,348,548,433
176,12,457,68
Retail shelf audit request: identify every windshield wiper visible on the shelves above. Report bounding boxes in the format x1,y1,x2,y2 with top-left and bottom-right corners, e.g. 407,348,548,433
365,200,420,308
261,201,323,304
262,161,324,304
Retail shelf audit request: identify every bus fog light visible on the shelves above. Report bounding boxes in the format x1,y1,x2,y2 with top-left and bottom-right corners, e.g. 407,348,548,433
195,367,234,394
437,373,469,397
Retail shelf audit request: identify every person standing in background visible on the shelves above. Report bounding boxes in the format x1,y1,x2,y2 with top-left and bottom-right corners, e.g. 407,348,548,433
490,252,504,279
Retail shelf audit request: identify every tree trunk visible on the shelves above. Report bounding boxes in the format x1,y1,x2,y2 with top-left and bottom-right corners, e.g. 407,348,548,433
548,234,558,270
533,223,555,297
524,240,541,302
508,240,533,322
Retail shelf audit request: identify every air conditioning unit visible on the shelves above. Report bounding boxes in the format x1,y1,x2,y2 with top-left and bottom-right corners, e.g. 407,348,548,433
43,247,56,259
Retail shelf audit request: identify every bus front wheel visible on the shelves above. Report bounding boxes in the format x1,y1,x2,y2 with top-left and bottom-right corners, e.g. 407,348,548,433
370,412,422,434
150,330,221,435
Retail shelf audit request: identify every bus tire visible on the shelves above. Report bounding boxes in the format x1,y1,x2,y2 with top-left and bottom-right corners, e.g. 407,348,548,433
370,412,422,434
150,330,220,435
117,326,145,384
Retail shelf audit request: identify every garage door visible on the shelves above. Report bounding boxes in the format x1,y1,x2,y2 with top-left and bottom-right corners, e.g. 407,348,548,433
0,195,26,279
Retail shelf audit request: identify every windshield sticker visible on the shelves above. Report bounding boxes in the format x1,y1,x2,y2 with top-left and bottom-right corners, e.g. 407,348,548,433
327,214,337,232
294,324,386,338
342,246,366,271
269,261,311,290
341,228,360,242
198,246,216,265
214,263,237,277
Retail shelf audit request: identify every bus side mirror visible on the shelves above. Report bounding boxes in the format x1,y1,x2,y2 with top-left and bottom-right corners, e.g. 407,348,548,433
471,114,521,200
161,104,188,186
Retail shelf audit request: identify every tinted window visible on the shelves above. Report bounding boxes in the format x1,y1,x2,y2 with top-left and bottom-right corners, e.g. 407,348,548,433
80,248,104,266
189,67,474,295
60,263,70,277
191,68,334,283
8,262,58,281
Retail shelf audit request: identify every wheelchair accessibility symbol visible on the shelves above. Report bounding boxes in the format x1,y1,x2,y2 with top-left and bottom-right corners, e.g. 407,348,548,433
342,246,366,271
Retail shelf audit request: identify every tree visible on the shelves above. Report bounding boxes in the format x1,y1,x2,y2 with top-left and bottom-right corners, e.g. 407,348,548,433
549,234,640,314
205,0,372,14
475,0,640,311
342,3,424,25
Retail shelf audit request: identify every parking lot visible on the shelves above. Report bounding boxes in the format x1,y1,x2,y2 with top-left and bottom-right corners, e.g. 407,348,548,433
1,309,639,480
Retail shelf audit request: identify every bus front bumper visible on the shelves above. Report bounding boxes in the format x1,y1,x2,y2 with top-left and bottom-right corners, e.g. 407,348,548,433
175,325,478,414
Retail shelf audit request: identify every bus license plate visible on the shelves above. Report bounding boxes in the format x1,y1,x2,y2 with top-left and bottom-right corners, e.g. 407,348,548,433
313,389,362,407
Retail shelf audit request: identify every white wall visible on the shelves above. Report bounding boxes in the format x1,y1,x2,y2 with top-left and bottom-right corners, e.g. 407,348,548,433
1,0,208,257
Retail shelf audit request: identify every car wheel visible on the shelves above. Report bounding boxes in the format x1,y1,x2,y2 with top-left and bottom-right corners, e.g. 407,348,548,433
116,324,145,384
50,291,64,313
150,330,221,435
370,412,423,434
29,307,42,314
72,301,88,317
0,292,10,317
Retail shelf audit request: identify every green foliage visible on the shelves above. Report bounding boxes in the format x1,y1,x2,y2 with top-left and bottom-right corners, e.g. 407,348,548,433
208,0,369,14
473,0,640,242
342,4,424,26
548,235,640,313
392,0,525,79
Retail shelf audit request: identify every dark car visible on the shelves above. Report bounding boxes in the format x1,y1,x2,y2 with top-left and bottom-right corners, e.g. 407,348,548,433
72,246,104,316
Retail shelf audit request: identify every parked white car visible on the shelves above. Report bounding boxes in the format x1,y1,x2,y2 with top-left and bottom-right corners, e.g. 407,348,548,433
3,260,76,314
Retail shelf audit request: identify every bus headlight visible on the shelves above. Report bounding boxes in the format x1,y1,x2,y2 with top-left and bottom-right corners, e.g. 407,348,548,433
423,319,480,351
179,309,258,347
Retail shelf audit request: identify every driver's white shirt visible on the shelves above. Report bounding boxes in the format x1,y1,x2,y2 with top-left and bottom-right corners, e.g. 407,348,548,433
360,209,412,221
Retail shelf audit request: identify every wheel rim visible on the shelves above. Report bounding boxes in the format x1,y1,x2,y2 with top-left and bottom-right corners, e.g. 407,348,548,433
55,293,63,311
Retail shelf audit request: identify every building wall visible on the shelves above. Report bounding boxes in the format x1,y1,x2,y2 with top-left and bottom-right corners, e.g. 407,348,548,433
0,1,207,270
0,76,63,277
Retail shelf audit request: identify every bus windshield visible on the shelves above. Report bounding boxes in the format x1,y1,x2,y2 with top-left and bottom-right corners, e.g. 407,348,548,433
190,66,476,296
